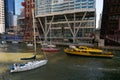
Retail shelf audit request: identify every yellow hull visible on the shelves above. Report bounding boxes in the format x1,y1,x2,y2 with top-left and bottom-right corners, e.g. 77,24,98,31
64,48,114,58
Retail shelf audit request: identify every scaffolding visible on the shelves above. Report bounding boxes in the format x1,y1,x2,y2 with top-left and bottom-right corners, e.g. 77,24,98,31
22,0,34,42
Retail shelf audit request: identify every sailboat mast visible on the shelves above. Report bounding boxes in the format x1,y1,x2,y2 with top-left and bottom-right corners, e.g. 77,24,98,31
32,9,37,56
50,25,51,45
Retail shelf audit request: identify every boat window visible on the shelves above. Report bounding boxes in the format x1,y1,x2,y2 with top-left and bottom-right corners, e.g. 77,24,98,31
20,64,25,66
10,66,14,70
82,51,87,53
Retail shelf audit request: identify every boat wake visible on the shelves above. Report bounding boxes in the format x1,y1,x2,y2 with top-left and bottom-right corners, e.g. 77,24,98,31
97,67,120,71
75,65,120,72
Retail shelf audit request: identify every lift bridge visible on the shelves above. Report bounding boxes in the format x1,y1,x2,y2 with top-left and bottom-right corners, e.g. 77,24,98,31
100,0,120,46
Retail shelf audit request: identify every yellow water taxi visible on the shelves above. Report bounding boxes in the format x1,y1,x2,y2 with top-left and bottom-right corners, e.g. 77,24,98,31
64,46,114,58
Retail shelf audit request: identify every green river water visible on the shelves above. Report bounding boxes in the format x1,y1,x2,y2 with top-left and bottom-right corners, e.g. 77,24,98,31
0,43,120,80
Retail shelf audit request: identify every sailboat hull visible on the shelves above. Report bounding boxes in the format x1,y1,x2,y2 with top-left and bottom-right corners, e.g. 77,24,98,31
12,41,19,44
41,48,59,52
27,43,33,47
10,60,48,73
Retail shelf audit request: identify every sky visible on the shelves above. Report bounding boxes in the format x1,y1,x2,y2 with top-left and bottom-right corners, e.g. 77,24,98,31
15,0,24,15
96,0,103,28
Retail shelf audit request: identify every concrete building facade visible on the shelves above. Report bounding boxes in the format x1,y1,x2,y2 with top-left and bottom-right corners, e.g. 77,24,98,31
35,0,96,44
0,0,5,33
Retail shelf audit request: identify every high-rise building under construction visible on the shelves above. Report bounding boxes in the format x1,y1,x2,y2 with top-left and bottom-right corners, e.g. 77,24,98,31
35,0,96,43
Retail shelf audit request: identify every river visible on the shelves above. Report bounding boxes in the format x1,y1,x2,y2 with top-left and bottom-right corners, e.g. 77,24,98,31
0,43,120,80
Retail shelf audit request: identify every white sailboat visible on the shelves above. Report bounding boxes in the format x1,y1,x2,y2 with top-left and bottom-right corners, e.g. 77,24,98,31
10,9,48,73
0,40,8,48
0,43,8,48
26,42,33,47
12,41,19,44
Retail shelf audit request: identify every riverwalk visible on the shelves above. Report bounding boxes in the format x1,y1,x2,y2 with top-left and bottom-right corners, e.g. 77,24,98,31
52,42,120,50
0,52,41,62
98,46,120,50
